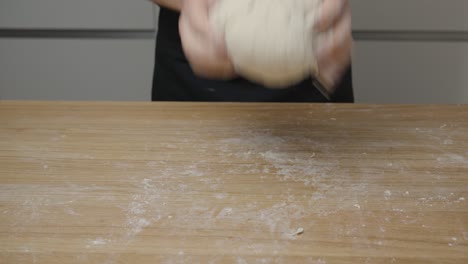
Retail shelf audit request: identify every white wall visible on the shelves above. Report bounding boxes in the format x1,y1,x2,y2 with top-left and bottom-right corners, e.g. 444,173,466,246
352,41,468,104
0,0,157,101
351,0,468,31
350,0,468,103
0,38,154,101
0,0,155,29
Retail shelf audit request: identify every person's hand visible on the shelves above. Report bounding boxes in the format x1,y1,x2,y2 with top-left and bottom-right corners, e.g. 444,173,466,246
315,0,352,91
179,0,236,79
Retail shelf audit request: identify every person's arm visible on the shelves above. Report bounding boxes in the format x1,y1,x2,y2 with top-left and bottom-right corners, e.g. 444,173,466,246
150,0,182,11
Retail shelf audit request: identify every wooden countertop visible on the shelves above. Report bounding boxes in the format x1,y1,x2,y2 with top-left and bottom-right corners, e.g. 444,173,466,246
1,101,467,263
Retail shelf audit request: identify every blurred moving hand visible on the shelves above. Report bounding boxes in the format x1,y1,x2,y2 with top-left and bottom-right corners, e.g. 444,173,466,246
315,0,352,91
179,0,236,79
179,0,352,89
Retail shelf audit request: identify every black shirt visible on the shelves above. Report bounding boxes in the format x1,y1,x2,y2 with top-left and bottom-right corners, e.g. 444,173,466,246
152,7,353,102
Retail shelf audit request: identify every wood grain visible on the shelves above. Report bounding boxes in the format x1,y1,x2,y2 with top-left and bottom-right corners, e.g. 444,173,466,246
1,101,467,263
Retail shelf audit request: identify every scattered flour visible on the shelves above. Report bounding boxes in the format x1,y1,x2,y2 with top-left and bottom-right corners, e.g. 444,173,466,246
86,237,110,248
214,193,228,199
384,190,392,200
127,218,151,236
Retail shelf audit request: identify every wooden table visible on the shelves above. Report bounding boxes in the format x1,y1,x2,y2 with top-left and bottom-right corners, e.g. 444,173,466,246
1,101,467,263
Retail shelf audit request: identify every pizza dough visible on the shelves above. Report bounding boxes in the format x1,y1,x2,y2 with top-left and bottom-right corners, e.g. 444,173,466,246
210,0,322,88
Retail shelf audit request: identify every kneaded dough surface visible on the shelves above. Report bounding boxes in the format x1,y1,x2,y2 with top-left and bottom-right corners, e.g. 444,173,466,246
211,0,321,88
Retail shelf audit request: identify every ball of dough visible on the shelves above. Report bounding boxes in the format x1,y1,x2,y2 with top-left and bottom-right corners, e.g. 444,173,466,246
210,0,321,88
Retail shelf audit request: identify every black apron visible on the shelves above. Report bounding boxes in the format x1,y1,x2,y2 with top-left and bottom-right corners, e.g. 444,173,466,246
152,7,354,103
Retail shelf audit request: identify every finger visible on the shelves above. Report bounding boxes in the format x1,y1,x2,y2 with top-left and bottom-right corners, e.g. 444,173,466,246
318,51,351,90
315,0,349,32
184,0,230,59
179,14,204,66
316,9,352,89
211,24,230,59
208,0,231,59
319,57,350,89
316,6,352,64
182,0,211,36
